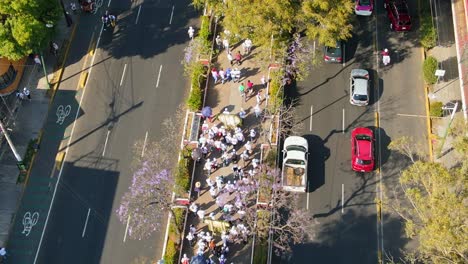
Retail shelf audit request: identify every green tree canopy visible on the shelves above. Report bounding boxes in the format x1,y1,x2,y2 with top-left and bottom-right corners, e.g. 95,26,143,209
388,135,468,263
0,0,60,60
299,0,354,46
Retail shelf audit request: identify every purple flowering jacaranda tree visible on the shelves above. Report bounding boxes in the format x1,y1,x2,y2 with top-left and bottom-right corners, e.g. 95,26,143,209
116,148,178,240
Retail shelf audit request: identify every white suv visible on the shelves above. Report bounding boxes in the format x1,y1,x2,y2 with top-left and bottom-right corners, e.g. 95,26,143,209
350,69,370,106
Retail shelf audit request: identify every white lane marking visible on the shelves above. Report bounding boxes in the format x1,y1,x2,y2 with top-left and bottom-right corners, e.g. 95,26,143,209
123,215,131,242
169,5,175,25
341,184,344,214
135,6,142,24
306,192,310,210
120,64,127,86
82,208,91,237
156,65,163,88
342,108,345,134
34,12,108,264
102,130,111,156
141,131,148,158
309,105,313,131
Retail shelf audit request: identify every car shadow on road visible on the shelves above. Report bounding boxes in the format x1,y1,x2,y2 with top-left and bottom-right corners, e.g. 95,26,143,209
301,134,330,192
369,70,384,106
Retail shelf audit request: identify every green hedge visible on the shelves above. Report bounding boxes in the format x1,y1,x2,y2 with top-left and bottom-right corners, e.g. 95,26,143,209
268,70,284,113
430,101,443,117
423,56,438,85
164,208,186,264
186,63,206,111
420,0,437,50
199,16,210,40
163,239,178,264
174,158,191,196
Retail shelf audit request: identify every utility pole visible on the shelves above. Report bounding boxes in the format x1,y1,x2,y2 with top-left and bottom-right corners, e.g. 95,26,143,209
0,118,22,162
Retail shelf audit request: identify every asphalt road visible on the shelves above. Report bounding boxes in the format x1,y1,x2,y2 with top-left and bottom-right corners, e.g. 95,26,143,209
6,0,196,263
283,1,427,263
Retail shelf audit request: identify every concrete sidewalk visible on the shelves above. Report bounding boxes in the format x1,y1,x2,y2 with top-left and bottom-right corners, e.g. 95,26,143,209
0,3,77,248
180,38,270,264
426,0,464,166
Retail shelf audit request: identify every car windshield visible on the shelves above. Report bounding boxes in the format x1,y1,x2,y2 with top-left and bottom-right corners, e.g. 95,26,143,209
356,158,372,165
359,0,371,6
327,45,342,56
285,145,307,152
353,94,368,101
395,3,408,14
356,134,372,141
285,159,305,165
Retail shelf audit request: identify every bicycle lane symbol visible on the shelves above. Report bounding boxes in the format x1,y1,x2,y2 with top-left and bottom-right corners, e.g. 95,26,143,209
56,105,71,125
22,211,39,236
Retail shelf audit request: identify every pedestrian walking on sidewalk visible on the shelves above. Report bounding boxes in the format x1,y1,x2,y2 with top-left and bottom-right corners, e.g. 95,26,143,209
16,91,25,101
34,55,42,72
238,83,245,101
234,50,242,65
231,68,241,82
215,35,222,51
246,80,254,97
219,68,226,84
188,26,195,39
23,87,31,101
181,253,190,264
211,67,219,84
189,202,198,214
249,128,257,142
50,42,59,56
245,141,253,154
186,232,195,247
260,75,267,88
238,108,246,119
225,67,232,82
256,90,262,105
243,38,253,55
227,52,234,66
254,104,262,118
223,37,229,51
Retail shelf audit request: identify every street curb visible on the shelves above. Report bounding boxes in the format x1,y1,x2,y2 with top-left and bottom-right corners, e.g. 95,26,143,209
418,0,434,162
48,18,79,103
420,51,434,161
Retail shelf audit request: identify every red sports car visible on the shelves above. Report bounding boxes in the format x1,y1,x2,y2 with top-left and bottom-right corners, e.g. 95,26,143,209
384,0,412,31
351,127,375,172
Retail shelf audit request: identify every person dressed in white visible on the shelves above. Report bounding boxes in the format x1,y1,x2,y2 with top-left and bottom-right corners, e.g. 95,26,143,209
231,68,241,82
245,141,252,154
252,158,260,169
382,48,391,66
222,37,229,51
254,104,262,118
189,203,198,213
235,132,245,142
188,26,195,39
243,38,253,54
197,209,205,220
204,159,213,173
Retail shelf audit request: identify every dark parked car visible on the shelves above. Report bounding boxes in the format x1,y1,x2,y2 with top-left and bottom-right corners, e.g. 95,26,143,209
323,41,343,63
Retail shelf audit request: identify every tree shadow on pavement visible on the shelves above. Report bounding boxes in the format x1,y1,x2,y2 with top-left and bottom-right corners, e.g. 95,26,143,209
282,212,408,264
